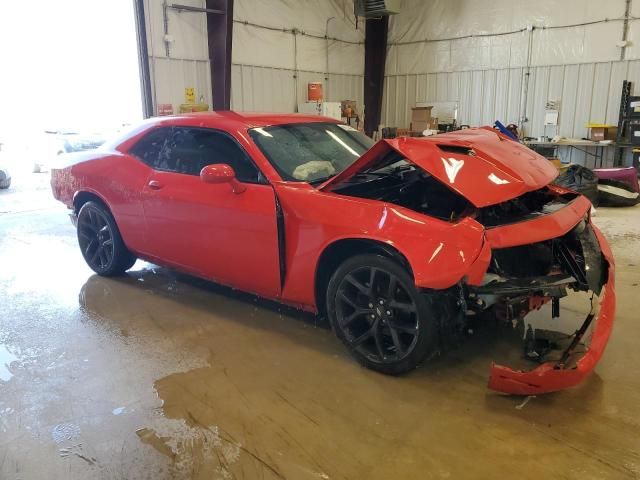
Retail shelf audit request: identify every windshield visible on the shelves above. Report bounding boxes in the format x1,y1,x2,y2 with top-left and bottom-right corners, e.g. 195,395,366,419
249,122,374,183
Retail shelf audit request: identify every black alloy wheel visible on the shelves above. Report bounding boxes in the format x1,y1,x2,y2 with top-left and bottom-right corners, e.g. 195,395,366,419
77,201,136,276
327,254,436,374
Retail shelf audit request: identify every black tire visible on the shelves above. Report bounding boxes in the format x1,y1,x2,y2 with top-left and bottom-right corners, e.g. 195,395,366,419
326,254,437,375
77,201,136,276
0,178,10,189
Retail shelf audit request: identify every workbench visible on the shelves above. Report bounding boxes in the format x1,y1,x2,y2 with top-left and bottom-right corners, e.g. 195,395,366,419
524,140,615,168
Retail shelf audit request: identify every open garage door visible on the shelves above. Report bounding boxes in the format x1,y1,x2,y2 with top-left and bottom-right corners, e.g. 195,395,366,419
0,0,143,210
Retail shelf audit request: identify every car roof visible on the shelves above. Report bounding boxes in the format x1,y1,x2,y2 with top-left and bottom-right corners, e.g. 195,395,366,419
105,111,343,155
150,111,339,129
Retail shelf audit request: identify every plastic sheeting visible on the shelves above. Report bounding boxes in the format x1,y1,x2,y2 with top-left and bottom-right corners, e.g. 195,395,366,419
387,0,629,74
233,0,364,74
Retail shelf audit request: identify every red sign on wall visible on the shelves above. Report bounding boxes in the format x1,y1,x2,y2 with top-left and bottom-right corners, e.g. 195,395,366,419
157,104,173,116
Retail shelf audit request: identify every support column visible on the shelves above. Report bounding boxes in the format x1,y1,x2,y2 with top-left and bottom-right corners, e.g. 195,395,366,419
206,0,234,110
364,16,389,137
133,0,154,118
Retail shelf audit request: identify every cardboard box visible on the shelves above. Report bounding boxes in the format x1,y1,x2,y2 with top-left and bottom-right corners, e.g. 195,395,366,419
341,100,357,118
411,107,437,132
411,118,439,133
589,126,617,141
411,106,432,120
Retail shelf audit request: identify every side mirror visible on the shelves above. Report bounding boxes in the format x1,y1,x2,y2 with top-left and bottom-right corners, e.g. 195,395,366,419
200,164,246,194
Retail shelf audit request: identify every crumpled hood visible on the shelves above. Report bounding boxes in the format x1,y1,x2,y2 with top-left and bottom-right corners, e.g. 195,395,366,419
321,127,559,208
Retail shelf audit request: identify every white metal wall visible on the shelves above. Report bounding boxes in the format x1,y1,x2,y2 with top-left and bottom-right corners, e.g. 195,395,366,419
230,0,364,112
382,61,640,166
144,0,212,112
230,65,363,113
143,0,365,115
383,61,640,135
381,0,640,166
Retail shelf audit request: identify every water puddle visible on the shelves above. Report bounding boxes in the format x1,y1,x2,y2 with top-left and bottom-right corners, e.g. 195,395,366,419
0,344,18,382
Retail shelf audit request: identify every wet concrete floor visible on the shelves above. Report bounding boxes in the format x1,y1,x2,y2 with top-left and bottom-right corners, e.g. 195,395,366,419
1,172,639,479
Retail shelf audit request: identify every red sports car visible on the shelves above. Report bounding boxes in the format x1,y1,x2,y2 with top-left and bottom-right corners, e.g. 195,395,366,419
50,112,615,394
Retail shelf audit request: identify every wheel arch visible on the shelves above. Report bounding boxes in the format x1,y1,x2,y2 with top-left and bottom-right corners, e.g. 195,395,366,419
73,190,109,214
314,238,414,317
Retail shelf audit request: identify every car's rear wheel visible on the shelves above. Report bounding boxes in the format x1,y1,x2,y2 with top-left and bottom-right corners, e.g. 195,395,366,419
77,201,136,276
326,254,437,374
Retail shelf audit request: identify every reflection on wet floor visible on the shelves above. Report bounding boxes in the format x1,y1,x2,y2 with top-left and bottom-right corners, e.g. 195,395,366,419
0,344,18,382
1,204,640,479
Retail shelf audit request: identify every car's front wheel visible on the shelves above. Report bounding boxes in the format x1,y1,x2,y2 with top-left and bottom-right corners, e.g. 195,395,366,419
77,201,136,276
326,254,437,375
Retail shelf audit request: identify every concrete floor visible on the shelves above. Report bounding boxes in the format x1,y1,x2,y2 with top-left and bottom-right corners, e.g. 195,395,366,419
1,170,640,480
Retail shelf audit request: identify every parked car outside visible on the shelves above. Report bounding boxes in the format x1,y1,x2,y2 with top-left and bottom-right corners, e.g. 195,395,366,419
33,130,105,173
0,141,11,189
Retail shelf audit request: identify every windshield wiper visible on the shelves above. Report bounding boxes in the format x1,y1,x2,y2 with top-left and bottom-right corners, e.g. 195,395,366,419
309,174,337,185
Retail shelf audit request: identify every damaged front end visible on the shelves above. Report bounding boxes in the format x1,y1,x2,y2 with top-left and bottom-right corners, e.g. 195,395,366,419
469,194,615,395
321,130,615,394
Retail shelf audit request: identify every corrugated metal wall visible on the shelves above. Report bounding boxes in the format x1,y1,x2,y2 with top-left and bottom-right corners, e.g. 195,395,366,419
144,0,364,115
382,60,640,166
150,57,212,109
230,64,363,113
144,0,212,111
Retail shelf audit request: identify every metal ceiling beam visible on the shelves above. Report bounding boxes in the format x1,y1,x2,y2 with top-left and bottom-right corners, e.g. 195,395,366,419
206,0,234,110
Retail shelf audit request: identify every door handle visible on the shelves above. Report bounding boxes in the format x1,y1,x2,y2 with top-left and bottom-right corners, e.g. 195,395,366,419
148,180,163,190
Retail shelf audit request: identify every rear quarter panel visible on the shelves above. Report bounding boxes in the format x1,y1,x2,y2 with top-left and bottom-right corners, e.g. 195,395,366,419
51,152,150,254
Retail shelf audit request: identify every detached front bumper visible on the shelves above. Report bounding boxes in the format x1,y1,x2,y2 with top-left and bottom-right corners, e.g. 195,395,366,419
487,224,616,395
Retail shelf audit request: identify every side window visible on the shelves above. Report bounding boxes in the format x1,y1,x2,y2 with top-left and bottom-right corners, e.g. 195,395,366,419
159,127,261,183
129,127,172,168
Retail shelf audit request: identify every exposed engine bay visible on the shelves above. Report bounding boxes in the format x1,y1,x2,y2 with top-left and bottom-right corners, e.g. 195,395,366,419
476,187,579,227
330,152,580,226
331,153,473,221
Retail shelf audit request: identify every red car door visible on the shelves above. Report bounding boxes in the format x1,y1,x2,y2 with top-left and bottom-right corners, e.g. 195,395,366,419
138,126,281,300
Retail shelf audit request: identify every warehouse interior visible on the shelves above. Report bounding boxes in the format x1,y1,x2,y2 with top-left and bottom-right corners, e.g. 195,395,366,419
1,0,640,479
